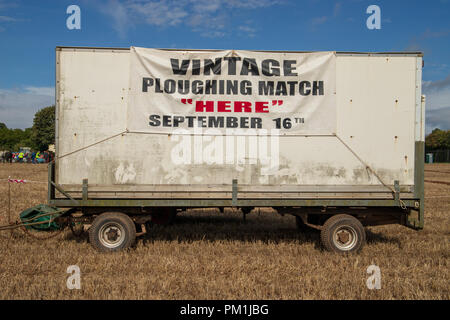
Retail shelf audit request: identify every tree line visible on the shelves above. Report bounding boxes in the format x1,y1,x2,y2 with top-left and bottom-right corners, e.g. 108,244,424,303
425,128,450,151
0,105,55,151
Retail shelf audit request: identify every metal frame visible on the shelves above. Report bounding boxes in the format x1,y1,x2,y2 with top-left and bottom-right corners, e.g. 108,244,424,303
408,57,425,230
56,46,423,57
47,162,420,210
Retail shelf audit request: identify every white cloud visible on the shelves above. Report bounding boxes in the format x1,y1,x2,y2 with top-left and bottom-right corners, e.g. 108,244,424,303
333,2,342,17
100,0,283,38
238,25,257,37
0,0,17,10
310,16,327,27
423,75,450,133
426,107,450,134
193,0,221,13
188,12,227,30
200,30,226,38
404,28,450,54
226,0,283,9
239,25,256,33
0,87,54,129
0,15,17,22
418,28,450,40
100,0,129,38
423,75,450,113
127,0,189,27
25,87,54,96
0,2,20,32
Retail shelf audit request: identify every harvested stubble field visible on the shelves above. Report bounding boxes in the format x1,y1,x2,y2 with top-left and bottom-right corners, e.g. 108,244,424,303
0,163,448,300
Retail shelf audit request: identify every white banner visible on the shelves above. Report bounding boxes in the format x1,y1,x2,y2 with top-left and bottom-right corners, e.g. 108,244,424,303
128,47,336,135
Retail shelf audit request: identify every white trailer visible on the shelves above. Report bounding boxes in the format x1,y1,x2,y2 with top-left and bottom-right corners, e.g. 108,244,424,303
50,46,425,253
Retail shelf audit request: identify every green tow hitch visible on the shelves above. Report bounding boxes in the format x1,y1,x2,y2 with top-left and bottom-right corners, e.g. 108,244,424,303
19,204,66,231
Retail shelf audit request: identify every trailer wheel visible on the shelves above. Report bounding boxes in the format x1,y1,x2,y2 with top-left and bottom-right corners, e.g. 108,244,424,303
320,214,366,253
88,212,136,252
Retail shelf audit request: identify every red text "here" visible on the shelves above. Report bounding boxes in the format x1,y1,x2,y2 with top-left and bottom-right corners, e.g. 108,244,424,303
195,101,270,113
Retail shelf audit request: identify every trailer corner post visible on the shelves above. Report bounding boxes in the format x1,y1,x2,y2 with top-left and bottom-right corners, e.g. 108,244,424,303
47,162,55,204
232,179,238,207
406,67,425,231
418,142,425,229
394,180,400,202
409,140,425,230
82,179,88,202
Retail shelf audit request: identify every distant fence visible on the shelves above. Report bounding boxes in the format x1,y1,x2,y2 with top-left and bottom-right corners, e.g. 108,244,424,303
426,149,450,163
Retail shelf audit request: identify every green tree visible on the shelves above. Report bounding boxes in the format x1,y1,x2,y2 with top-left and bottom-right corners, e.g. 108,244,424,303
31,105,55,151
0,123,6,130
0,126,32,150
425,128,450,150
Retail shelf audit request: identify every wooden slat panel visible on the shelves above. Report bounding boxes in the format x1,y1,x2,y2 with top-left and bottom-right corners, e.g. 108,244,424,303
60,184,413,193
57,191,415,200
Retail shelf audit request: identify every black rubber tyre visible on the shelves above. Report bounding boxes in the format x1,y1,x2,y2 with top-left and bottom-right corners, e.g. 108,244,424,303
88,212,136,252
295,216,311,232
320,214,366,253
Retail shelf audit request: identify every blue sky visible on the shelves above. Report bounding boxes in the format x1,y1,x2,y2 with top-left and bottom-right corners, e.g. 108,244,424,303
0,0,449,132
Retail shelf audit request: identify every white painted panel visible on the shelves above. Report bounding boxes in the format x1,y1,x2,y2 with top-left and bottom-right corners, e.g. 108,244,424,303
336,56,416,185
57,49,418,193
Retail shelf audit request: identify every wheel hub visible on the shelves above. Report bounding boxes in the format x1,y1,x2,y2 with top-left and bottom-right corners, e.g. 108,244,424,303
99,223,125,248
105,227,120,242
336,230,350,244
332,226,358,251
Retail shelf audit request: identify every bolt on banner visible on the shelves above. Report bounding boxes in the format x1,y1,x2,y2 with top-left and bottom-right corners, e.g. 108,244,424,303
127,47,336,135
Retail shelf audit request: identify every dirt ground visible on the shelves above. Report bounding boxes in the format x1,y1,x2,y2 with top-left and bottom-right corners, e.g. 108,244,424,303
0,163,448,299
